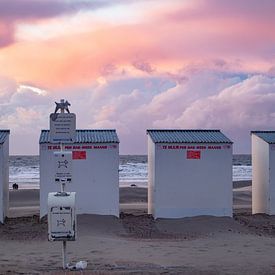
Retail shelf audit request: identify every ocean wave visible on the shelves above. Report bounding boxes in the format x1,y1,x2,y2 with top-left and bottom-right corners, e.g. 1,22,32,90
9,155,252,189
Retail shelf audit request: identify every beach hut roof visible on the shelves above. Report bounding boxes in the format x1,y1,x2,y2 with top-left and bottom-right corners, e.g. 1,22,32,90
251,131,275,144
147,129,233,144
0,130,10,144
39,129,119,144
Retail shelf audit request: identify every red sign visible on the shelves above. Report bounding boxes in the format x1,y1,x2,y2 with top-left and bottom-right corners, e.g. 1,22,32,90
187,150,201,159
73,151,86,160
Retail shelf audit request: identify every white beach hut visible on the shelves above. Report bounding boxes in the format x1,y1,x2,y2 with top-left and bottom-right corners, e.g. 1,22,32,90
0,130,10,223
251,131,275,214
147,129,233,218
39,129,119,217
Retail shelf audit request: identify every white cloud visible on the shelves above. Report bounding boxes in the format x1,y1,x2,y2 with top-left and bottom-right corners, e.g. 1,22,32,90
72,71,275,154
172,75,275,152
1,71,275,154
17,84,47,96
0,76,16,100
0,78,53,153
176,75,275,128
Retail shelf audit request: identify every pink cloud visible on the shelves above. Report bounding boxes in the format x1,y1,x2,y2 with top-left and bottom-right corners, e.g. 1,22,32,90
172,75,275,152
132,59,154,73
68,71,275,154
179,75,275,127
1,69,275,154
0,1,275,154
167,0,275,21
0,22,14,47
0,0,132,47
162,0,275,59
0,0,274,89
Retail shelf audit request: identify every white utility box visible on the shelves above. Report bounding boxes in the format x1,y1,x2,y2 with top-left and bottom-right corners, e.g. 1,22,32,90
54,151,72,184
48,192,76,241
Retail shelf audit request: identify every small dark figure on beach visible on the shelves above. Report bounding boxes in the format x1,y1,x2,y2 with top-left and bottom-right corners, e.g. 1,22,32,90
12,183,19,190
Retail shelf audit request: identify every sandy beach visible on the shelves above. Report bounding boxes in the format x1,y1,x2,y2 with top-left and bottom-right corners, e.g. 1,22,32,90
2,181,275,274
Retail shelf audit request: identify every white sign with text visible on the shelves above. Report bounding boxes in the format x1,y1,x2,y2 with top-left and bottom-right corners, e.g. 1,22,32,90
50,113,76,143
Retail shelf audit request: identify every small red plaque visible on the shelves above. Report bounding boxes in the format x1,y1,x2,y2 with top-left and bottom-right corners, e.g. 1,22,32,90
73,151,86,160
187,150,201,159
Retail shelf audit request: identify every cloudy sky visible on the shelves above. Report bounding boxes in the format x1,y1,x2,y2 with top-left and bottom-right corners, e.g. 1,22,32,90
0,0,275,155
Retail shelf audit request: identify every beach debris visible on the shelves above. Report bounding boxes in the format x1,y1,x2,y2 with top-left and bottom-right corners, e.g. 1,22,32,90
67,260,87,270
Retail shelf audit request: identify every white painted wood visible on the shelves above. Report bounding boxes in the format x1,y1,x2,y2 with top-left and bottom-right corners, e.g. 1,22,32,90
148,137,232,218
0,136,9,223
40,143,119,218
251,133,275,214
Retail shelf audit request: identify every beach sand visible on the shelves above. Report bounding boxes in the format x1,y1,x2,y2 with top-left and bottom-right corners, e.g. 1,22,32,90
2,181,275,274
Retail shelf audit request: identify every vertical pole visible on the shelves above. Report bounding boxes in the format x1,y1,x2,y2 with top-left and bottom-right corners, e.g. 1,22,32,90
61,100,65,114
60,142,65,193
61,99,65,193
62,240,67,269
61,182,65,193
60,137,66,269
60,101,70,269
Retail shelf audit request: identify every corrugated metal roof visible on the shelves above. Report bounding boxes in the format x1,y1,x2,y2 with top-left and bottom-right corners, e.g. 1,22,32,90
0,130,10,144
147,129,233,144
40,129,119,144
251,131,275,144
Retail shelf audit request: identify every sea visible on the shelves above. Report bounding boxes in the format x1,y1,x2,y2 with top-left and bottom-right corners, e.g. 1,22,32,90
9,155,252,190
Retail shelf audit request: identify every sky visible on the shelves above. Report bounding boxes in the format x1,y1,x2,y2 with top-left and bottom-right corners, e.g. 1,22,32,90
0,0,275,155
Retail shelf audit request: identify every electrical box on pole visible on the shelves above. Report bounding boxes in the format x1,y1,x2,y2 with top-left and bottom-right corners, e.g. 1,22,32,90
47,99,78,270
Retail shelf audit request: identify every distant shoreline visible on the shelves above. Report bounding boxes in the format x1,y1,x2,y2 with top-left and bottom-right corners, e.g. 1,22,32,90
9,179,252,191
9,180,252,205
233,180,251,189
